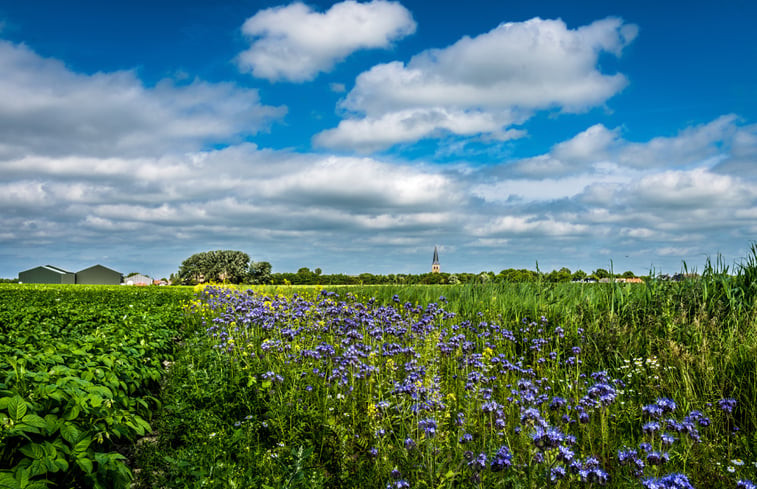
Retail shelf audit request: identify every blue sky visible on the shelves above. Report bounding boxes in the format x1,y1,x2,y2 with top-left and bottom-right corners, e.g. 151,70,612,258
1,0,756,279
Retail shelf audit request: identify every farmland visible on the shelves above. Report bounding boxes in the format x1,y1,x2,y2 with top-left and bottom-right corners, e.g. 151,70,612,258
0,285,193,489
2,264,757,488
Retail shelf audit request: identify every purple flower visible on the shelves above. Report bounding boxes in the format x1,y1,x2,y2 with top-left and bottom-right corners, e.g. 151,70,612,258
656,397,677,413
490,445,512,472
418,418,437,438
549,396,567,410
643,421,661,435
646,451,670,466
387,480,410,489
468,452,487,471
617,448,638,465
557,445,575,463
661,433,676,446
718,398,737,414
531,426,565,450
641,473,693,489
550,465,566,481
737,481,756,489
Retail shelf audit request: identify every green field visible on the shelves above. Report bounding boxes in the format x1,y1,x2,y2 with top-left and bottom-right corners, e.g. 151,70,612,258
2,268,756,488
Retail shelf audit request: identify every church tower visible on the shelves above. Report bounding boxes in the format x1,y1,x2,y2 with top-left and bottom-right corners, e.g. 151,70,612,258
431,246,440,273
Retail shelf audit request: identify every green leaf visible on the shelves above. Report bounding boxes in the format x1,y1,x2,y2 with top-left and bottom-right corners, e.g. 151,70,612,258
64,405,80,421
11,424,40,435
44,457,61,473
73,437,92,453
19,443,44,459
7,396,27,422
44,415,59,433
0,397,10,410
14,468,29,488
88,394,103,408
76,457,93,475
0,473,17,489
21,414,47,429
59,423,81,444
27,459,46,478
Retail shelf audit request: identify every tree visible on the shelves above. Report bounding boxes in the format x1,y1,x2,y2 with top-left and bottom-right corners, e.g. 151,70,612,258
178,250,250,284
248,261,272,284
571,269,588,281
593,268,610,279
546,267,572,283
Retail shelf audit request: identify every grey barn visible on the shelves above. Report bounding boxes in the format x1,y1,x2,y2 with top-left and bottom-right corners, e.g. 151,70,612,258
18,265,76,284
19,264,123,285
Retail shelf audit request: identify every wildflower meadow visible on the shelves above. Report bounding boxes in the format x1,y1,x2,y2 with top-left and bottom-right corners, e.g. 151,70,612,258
133,251,757,489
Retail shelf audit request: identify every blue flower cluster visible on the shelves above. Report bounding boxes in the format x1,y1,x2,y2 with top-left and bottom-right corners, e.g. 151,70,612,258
194,287,752,488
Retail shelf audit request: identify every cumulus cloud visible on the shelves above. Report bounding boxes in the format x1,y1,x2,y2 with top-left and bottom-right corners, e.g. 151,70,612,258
315,16,637,151
460,115,757,270
237,0,416,82
314,108,523,151
0,145,464,244
0,40,286,159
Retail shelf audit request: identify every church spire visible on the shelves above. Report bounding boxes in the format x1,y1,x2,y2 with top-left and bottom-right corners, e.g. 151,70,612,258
432,246,440,273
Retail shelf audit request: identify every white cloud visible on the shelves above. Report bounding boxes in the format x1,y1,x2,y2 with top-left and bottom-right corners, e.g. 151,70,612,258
471,215,589,238
237,0,416,82
314,108,522,151
630,168,755,209
0,40,285,159
316,16,636,150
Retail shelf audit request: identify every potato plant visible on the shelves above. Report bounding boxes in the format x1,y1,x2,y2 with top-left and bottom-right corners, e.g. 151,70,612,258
0,285,192,489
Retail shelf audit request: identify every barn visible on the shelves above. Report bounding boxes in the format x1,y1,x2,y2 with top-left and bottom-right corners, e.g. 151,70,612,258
75,265,123,285
18,265,76,284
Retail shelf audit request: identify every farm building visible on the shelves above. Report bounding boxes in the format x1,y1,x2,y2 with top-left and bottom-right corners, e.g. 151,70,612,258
19,265,75,284
124,274,152,286
75,265,123,285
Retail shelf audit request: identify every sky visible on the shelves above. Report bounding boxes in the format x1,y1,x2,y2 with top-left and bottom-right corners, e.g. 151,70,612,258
1,0,756,279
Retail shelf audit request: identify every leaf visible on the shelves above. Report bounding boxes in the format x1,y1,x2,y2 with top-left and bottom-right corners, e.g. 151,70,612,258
59,423,81,444
54,457,69,472
73,437,92,453
27,459,46,478
44,457,61,473
0,473,17,489
7,396,27,422
88,394,103,408
76,457,93,475
0,397,10,410
43,415,59,433
21,414,47,429
14,468,29,488
11,424,40,435
64,406,80,421
19,443,44,459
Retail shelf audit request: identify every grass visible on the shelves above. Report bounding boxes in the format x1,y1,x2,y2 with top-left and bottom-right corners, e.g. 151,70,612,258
131,253,757,488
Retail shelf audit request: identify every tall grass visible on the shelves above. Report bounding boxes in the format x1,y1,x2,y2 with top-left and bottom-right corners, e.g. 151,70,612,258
245,258,757,437
133,247,757,488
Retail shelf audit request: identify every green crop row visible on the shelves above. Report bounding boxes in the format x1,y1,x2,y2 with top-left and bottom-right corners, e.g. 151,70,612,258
0,285,194,489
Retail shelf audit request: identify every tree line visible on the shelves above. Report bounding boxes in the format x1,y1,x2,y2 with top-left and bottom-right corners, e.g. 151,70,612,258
175,250,639,285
